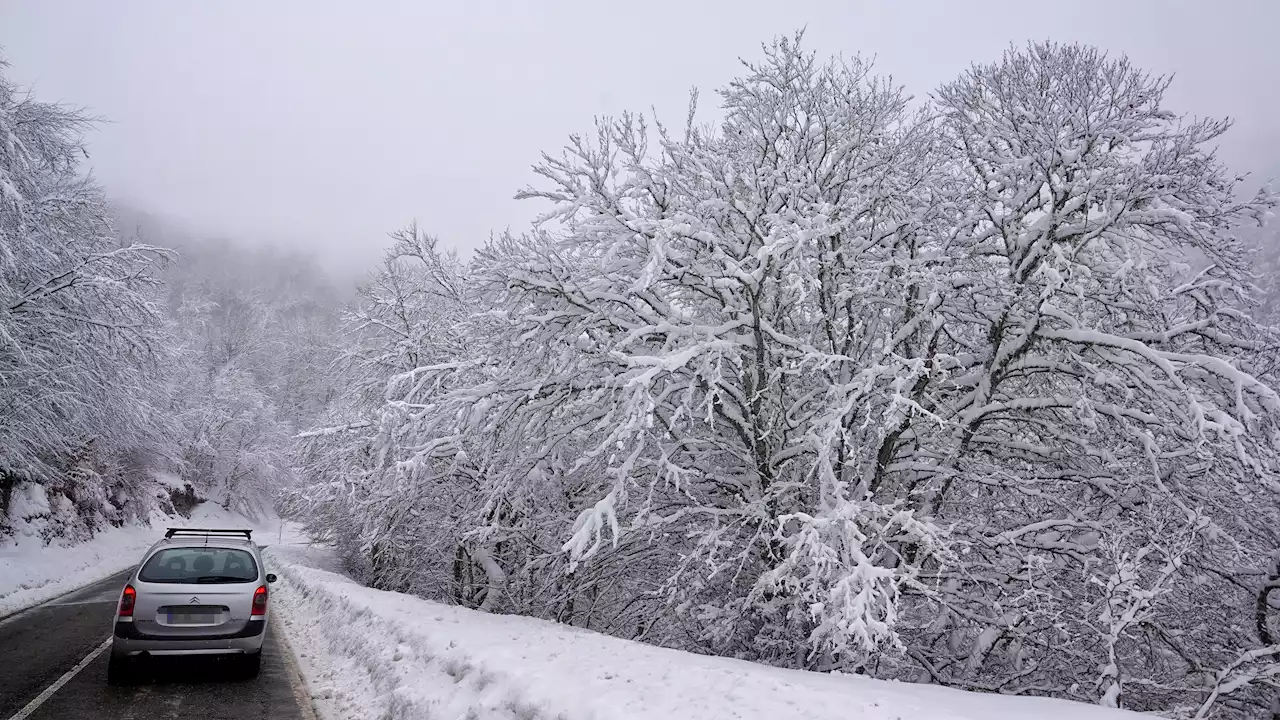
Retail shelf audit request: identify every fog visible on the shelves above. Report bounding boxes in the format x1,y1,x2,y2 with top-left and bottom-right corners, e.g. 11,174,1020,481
3,0,1278,272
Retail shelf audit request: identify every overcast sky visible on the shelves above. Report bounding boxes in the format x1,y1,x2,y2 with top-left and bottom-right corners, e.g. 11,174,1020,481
2,0,1278,273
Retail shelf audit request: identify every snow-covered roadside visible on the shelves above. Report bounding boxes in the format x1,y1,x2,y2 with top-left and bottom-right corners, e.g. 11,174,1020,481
266,543,1142,720
0,502,256,618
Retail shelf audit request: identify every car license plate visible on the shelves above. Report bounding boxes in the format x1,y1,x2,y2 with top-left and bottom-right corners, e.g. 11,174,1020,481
168,612,216,624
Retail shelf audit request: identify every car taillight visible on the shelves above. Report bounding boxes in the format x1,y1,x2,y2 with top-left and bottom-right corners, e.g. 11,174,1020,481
251,585,268,616
119,585,136,618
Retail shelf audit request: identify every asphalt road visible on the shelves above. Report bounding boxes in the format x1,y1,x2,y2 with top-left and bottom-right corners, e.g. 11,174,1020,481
0,569,312,720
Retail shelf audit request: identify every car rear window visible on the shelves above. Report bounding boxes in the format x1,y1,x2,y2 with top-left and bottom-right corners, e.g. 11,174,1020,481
138,547,259,584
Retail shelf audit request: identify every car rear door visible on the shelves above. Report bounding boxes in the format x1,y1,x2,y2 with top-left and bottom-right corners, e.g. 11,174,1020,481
131,545,260,637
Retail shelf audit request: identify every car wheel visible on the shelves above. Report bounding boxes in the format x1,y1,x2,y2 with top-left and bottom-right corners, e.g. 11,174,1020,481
241,651,262,679
107,654,135,686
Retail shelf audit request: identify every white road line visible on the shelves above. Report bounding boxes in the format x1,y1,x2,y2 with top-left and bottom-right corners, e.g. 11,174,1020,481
5,635,112,720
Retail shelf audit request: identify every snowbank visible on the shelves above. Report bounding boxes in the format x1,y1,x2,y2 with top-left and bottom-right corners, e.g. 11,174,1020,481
0,502,256,618
266,544,1142,720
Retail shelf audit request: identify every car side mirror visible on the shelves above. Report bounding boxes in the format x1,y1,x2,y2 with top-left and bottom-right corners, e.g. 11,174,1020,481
266,573,277,584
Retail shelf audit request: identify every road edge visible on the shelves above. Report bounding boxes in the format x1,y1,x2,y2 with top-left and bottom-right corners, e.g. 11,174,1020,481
274,614,322,720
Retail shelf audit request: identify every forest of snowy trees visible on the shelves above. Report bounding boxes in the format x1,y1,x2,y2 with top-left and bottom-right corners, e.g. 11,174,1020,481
0,59,342,541
6,37,1280,718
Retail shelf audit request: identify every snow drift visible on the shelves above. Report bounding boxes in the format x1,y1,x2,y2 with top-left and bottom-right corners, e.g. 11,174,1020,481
267,544,1142,720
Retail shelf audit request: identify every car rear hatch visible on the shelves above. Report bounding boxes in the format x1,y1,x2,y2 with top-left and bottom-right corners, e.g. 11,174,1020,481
132,582,257,637
128,542,263,638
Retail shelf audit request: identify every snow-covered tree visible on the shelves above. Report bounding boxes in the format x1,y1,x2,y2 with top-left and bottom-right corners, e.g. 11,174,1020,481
287,37,1280,718
317,35,959,662
154,234,345,518
287,224,480,596
0,60,345,542
0,61,178,538
893,43,1280,714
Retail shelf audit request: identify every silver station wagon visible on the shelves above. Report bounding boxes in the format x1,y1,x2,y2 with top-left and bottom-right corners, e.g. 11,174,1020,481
108,528,277,684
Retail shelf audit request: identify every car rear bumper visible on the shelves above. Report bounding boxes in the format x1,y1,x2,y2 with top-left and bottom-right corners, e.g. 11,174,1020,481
111,619,266,656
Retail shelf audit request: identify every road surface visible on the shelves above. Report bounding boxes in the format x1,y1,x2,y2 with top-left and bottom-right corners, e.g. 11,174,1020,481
0,568,312,720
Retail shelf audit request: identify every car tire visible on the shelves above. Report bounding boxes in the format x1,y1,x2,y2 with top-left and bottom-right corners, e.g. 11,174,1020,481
107,654,135,686
241,651,262,679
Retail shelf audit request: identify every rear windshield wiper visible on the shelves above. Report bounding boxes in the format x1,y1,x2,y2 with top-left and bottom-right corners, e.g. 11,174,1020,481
194,575,247,583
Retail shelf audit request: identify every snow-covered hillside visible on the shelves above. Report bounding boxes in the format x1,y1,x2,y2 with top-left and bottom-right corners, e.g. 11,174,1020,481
0,502,260,618
267,544,1141,720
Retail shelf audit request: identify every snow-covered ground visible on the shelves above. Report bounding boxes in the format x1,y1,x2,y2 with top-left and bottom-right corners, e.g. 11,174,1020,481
0,501,260,618
266,543,1142,720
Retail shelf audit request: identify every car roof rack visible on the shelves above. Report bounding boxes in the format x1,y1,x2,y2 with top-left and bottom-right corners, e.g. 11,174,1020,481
165,528,253,540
